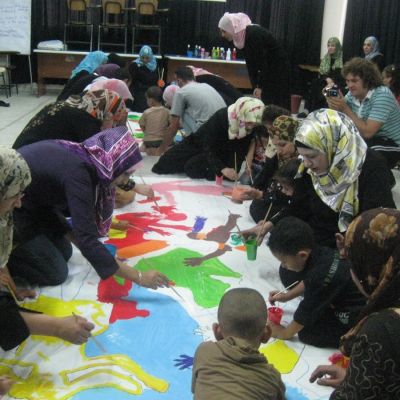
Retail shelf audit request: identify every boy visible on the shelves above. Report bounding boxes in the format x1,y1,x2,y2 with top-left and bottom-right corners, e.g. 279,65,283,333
139,86,170,153
267,217,365,348
192,288,285,400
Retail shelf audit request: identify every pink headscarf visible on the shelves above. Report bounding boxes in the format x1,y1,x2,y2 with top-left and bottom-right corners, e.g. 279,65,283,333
89,78,133,101
187,65,213,77
163,84,178,107
218,12,252,50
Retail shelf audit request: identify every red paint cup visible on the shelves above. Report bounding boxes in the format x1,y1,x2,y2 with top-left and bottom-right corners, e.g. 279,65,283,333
268,306,283,325
215,175,223,185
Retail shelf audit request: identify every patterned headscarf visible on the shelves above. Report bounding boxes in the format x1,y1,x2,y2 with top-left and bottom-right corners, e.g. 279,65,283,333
218,13,252,50
319,37,343,75
94,63,121,78
0,148,31,268
134,46,157,72
340,208,400,356
57,126,142,236
187,65,213,77
295,109,367,232
227,97,264,140
88,79,133,101
65,89,127,125
363,36,383,61
70,51,108,78
270,115,299,141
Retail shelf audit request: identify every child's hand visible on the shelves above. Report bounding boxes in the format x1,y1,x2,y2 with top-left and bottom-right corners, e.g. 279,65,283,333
268,290,288,304
139,270,169,289
0,375,14,395
240,188,263,201
134,183,155,198
112,220,133,231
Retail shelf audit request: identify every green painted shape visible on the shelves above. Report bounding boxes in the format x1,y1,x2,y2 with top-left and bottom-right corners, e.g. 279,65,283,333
128,115,141,121
134,132,144,139
113,275,125,285
136,248,241,308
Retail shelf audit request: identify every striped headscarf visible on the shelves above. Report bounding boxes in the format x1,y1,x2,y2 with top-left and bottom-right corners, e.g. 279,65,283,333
218,12,252,50
319,37,343,75
65,89,127,125
227,97,264,140
57,126,142,236
295,109,367,232
0,148,31,268
340,208,400,356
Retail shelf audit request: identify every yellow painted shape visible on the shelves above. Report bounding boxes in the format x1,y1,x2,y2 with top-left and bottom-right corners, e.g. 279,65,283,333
37,351,50,361
109,228,127,239
260,340,300,374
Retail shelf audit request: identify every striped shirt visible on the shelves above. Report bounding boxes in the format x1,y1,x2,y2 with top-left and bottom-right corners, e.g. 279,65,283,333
345,86,400,145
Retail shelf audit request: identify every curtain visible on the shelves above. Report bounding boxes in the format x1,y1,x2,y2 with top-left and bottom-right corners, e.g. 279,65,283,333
343,0,400,65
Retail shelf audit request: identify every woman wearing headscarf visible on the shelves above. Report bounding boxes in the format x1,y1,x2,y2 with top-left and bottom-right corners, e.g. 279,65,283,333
0,148,95,353
320,37,343,77
152,97,264,180
85,78,133,102
162,83,178,108
187,65,242,106
363,36,384,71
9,127,168,289
13,90,127,149
218,12,290,109
129,45,159,112
244,109,395,248
310,208,400,399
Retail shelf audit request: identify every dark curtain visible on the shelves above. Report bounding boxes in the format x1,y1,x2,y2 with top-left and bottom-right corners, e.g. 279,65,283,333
343,0,400,66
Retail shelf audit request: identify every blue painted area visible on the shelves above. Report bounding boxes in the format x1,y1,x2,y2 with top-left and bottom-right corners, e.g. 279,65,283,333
285,385,309,400
72,286,202,399
192,216,207,233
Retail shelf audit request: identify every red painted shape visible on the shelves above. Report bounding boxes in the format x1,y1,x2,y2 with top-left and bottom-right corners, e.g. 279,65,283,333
98,276,149,323
137,196,162,204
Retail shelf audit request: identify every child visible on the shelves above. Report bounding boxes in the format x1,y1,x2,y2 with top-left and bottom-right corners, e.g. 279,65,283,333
139,86,170,153
192,288,285,400
267,217,366,348
240,125,269,185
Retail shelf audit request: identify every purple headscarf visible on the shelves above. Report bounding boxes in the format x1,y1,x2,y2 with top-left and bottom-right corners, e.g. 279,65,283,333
57,126,142,236
95,63,121,78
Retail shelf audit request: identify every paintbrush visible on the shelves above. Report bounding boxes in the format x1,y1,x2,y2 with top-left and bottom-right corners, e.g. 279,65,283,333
271,281,300,300
234,152,238,186
141,259,185,302
138,176,161,212
228,210,244,238
6,283,20,305
72,312,108,353
255,202,273,245
245,157,254,186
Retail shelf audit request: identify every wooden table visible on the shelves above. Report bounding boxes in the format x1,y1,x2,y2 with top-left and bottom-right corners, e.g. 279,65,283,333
34,50,142,96
165,55,251,89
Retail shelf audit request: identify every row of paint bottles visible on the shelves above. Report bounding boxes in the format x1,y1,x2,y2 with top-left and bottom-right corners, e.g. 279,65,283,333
211,47,236,60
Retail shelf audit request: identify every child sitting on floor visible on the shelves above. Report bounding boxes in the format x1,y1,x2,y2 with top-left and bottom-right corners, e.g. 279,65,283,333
267,217,365,348
192,288,285,400
139,86,170,153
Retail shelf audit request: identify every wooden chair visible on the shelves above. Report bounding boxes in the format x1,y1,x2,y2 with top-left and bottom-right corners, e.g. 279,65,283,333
131,0,161,54
64,0,94,51
98,0,128,53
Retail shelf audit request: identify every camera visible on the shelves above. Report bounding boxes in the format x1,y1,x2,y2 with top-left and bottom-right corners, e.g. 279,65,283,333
323,84,339,97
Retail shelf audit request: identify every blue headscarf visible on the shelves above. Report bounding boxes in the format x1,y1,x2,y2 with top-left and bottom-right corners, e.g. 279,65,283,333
363,36,383,61
70,51,109,78
134,46,157,72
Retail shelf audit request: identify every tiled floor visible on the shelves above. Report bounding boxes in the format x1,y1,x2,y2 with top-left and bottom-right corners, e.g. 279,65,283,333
1,86,400,205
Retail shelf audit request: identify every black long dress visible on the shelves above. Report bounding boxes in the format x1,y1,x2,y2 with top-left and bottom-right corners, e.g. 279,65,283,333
129,62,159,112
243,25,291,109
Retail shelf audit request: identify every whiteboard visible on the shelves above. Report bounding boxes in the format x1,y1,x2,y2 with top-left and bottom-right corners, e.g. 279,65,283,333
0,0,31,55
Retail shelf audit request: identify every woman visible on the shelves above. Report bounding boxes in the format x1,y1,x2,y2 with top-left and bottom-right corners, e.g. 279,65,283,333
9,126,168,289
129,45,159,112
70,51,108,79
85,78,133,102
245,115,299,223
320,37,343,77
244,109,395,248
152,97,264,181
382,64,400,104
310,208,400,399
188,65,242,106
13,90,127,149
363,36,384,71
0,148,95,353
218,12,290,109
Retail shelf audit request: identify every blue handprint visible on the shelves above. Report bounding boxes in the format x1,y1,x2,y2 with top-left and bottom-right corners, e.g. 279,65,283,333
174,354,194,370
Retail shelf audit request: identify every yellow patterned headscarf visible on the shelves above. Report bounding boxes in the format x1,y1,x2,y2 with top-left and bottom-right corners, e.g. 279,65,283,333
227,97,264,140
295,109,367,232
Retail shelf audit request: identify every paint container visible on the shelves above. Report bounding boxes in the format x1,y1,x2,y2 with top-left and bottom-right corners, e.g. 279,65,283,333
215,174,223,185
187,50,193,58
245,238,257,261
104,243,117,257
231,185,248,203
268,306,283,325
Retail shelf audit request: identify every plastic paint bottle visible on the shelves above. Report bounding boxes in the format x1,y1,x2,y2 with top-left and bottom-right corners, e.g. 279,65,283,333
232,48,237,60
226,48,231,61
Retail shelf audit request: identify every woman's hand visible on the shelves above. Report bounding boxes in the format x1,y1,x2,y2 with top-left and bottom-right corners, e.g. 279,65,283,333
309,365,347,387
56,315,95,345
221,167,238,181
134,183,155,198
139,270,169,289
112,219,133,231
240,188,263,201
253,88,262,99
241,221,273,245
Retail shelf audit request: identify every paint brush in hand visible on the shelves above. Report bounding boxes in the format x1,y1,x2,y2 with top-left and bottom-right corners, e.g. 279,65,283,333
270,281,300,305
256,202,273,245
73,312,108,353
245,157,254,186
228,210,243,239
138,176,161,212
